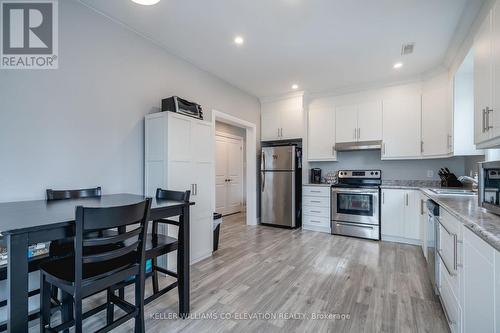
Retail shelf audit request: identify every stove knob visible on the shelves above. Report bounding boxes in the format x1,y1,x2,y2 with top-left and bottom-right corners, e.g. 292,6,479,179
370,172,374,175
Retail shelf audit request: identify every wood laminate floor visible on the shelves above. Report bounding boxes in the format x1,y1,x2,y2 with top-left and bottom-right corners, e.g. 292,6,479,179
35,213,449,332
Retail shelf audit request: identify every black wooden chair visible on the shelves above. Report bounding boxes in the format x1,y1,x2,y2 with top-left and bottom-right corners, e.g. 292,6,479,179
111,189,190,308
46,187,103,258
0,187,102,331
39,198,152,333
148,189,190,304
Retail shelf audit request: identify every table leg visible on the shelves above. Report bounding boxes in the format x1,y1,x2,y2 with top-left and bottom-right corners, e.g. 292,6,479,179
177,204,190,317
7,233,28,333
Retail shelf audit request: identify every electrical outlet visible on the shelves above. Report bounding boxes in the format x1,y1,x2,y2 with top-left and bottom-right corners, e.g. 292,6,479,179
427,170,434,178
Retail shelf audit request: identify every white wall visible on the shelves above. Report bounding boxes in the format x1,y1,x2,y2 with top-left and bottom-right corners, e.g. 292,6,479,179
0,0,260,202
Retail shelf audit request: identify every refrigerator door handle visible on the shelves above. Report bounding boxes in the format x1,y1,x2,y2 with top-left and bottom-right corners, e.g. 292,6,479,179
261,151,266,171
261,172,265,192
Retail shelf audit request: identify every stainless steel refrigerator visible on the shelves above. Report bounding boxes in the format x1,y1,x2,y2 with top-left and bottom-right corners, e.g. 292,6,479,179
260,145,302,228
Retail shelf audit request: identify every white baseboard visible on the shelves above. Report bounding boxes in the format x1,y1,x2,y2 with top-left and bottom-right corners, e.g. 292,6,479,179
381,235,422,246
190,251,213,265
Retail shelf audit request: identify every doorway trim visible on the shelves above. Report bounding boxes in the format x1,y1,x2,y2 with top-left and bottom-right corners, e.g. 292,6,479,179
212,110,257,226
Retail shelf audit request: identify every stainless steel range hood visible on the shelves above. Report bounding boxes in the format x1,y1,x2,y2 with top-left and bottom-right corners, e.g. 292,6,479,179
335,140,382,151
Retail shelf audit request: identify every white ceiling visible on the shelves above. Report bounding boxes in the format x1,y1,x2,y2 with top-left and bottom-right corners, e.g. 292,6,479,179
79,0,480,98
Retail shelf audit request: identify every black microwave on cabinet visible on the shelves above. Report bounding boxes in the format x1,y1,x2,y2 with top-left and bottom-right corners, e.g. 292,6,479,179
161,96,203,120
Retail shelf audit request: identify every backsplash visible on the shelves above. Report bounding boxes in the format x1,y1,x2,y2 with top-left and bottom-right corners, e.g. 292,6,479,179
308,150,470,181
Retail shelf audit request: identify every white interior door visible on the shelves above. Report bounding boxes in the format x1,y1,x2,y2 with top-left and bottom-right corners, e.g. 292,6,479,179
215,134,243,215
215,137,228,214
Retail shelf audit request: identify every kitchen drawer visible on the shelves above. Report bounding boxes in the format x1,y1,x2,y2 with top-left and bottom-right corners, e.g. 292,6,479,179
439,258,462,333
303,186,330,197
303,215,330,228
440,209,463,241
303,195,330,207
303,206,330,218
438,219,459,275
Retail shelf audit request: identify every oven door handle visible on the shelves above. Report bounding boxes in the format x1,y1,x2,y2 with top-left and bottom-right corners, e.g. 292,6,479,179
331,188,379,194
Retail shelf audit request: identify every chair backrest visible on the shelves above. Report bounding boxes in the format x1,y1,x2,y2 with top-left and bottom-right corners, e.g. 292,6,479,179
156,188,190,202
74,198,151,284
46,187,102,201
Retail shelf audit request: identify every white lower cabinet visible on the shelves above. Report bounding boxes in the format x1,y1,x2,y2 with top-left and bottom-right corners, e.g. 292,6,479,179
381,189,420,244
419,193,427,259
463,227,496,333
302,186,330,233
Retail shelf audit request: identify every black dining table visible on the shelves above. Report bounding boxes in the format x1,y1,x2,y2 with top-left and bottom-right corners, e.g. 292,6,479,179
0,193,192,333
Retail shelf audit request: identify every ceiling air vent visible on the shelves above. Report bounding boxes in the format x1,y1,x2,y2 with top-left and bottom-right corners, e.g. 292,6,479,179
401,43,415,56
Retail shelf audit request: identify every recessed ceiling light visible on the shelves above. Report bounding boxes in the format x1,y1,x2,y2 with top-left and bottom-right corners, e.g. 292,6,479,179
131,0,160,5
291,84,299,90
234,36,244,45
393,62,403,69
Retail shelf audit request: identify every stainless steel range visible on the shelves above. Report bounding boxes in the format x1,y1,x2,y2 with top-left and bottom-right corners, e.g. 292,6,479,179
331,170,381,240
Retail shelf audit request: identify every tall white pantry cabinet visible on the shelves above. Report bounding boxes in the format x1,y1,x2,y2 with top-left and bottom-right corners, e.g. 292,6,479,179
145,111,214,265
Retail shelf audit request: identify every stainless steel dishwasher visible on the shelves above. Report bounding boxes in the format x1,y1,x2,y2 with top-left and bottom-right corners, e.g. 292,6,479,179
426,199,440,295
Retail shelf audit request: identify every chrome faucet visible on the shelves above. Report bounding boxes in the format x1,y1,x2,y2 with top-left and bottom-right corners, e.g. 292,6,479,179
458,175,479,191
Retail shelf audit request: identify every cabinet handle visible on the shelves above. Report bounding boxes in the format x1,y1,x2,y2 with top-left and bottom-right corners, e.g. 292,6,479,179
353,129,356,140
310,200,321,203
357,128,360,140
482,108,487,133
382,143,386,156
420,141,424,154
420,199,424,215
277,128,280,137
405,193,408,206
332,146,335,156
487,107,494,131
382,192,385,204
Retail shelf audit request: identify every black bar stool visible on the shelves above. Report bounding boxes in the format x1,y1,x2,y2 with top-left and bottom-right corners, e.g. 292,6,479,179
112,189,190,309
39,198,152,333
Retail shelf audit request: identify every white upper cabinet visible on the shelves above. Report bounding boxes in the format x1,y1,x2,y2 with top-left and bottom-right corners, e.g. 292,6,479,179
308,105,336,161
421,76,453,157
335,102,382,143
261,94,304,141
474,10,493,145
382,93,422,159
492,2,500,140
357,101,383,142
335,105,358,143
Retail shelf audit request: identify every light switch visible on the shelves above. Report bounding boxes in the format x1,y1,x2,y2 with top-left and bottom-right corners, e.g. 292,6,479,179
427,170,434,178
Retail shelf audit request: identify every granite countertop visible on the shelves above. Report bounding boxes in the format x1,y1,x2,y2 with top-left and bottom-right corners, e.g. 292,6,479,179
380,180,500,252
